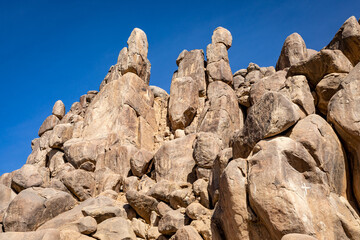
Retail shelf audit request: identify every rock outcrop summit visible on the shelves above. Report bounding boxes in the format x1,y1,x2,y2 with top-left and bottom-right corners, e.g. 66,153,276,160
1,16,360,240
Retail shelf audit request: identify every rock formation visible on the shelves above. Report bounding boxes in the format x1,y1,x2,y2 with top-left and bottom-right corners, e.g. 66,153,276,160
1,17,360,240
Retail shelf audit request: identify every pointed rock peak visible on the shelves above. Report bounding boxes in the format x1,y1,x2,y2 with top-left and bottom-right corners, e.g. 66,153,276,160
276,32,308,71
127,28,149,58
176,49,188,66
211,27,232,49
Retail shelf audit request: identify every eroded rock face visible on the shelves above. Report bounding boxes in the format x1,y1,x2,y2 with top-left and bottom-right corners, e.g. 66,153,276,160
3,187,76,232
276,33,308,70
326,16,360,66
328,62,360,206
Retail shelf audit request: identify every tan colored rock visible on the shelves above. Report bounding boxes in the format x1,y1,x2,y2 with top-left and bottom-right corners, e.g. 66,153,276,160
288,49,353,87
132,218,148,238
0,229,60,240
61,169,95,201
206,59,233,84
49,123,73,148
59,230,95,240
281,233,318,240
194,132,222,169
211,26,232,49
307,48,318,58
3,187,76,232
276,33,308,70
206,43,228,64
208,148,232,205
60,216,97,235
190,219,212,240
185,202,210,220
130,149,153,177
328,62,360,206
38,115,60,137
198,81,243,147
158,210,185,235
93,217,136,240
326,16,360,66
47,150,65,177
126,190,158,223
147,226,161,240
154,134,196,182
94,167,121,195
193,179,210,208
289,114,347,196
11,164,49,193
0,184,16,222
170,226,203,240
82,205,125,223
248,137,360,239
168,77,199,130
169,184,195,209
315,73,347,115
52,100,66,119
233,91,300,158
149,180,181,202
176,49,206,96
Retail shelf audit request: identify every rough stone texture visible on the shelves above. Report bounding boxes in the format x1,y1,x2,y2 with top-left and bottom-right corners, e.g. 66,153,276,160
194,132,222,169
52,100,66,119
176,49,206,96
211,27,232,49
169,226,203,240
154,134,196,183
276,33,308,70
207,59,233,84
0,184,16,222
288,49,353,87
0,229,61,240
3,187,76,232
82,205,124,223
168,77,199,130
289,114,347,197
11,164,49,193
315,73,347,115
126,190,158,223
248,137,360,240
130,149,153,177
233,91,300,158
149,180,180,203
326,16,360,66
198,81,243,147
158,210,185,235
49,123,73,148
328,62,360,206
61,169,95,201
38,115,60,136
93,217,136,240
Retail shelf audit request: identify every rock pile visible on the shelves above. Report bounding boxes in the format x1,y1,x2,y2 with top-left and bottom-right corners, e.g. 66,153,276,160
1,16,360,240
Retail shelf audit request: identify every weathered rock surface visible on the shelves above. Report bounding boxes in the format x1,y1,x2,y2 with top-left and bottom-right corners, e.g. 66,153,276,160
38,115,60,136
52,100,66,119
3,187,76,232
276,33,308,70
326,16,360,66
93,217,136,240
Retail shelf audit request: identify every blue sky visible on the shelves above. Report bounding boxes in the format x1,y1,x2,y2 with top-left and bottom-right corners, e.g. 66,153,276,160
0,0,359,175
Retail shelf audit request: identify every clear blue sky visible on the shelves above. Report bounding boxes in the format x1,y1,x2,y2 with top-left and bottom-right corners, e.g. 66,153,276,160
0,0,359,175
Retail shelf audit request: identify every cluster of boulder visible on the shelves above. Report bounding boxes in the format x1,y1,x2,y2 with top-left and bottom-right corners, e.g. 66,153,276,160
1,16,360,240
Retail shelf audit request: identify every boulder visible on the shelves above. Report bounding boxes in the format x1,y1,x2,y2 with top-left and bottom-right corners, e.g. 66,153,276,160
158,210,185,235
0,229,60,240
276,33,308,70
328,62,360,206
131,218,148,238
61,169,95,201
154,134,197,183
211,26,232,49
170,226,203,240
49,123,73,148
176,49,206,96
315,73,347,115
11,164,49,193
52,100,66,119
198,81,243,147
82,205,125,223
94,167,121,195
287,49,353,87
193,132,222,169
149,180,181,202
247,137,360,239
168,77,199,130
281,233,318,240
130,149,153,177
38,115,60,137
233,91,300,158
3,187,76,232
126,190,158,223
0,184,16,222
326,16,360,66
289,114,347,196
92,217,136,240
206,59,233,84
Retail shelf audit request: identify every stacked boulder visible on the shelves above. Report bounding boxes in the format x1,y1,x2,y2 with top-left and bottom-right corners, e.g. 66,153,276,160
1,16,360,240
